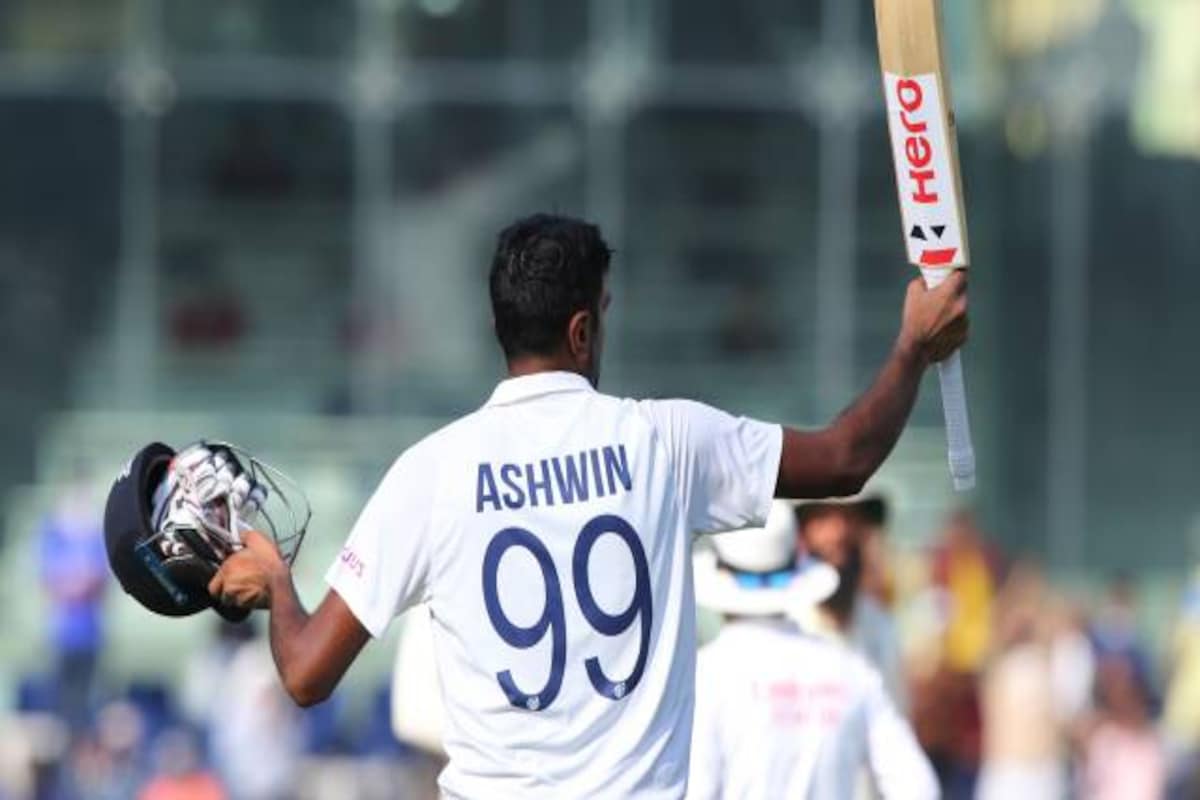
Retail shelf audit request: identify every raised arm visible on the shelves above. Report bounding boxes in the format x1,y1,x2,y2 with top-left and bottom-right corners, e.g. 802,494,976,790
209,531,370,707
776,272,967,499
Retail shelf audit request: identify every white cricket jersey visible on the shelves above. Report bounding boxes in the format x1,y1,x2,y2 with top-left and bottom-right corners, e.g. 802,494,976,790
326,371,782,800
688,619,938,800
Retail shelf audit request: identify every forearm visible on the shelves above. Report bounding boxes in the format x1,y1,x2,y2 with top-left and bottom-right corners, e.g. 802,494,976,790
263,568,371,707
211,530,371,707
777,335,926,499
265,568,325,706
831,334,927,484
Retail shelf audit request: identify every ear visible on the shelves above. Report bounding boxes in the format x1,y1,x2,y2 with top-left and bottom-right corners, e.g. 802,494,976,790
566,309,592,363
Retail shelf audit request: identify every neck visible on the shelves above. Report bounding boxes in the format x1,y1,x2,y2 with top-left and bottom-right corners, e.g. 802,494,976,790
506,354,582,380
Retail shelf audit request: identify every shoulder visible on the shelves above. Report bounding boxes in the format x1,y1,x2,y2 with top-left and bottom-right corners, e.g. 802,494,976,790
633,397,719,427
400,407,496,460
789,626,882,686
375,412,484,491
698,622,765,661
631,398,751,451
833,642,890,704
704,621,804,664
802,621,881,675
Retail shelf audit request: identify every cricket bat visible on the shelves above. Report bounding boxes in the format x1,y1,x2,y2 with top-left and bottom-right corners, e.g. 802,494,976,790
875,0,976,491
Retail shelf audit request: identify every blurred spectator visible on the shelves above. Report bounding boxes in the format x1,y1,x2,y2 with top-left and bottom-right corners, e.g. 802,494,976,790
975,562,1068,800
209,632,303,800
689,501,937,799
180,619,259,730
1089,572,1157,711
61,701,148,800
930,511,1002,675
792,495,908,713
856,496,894,608
0,715,68,800
1163,566,1200,797
911,512,1002,798
38,477,108,728
1048,600,1095,730
1078,652,1165,800
138,728,226,800
910,663,980,800
791,495,910,800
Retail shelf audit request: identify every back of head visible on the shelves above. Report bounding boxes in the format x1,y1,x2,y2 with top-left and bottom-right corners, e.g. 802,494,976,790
489,213,612,360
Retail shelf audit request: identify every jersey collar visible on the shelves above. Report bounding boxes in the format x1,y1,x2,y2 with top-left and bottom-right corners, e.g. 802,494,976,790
485,370,595,408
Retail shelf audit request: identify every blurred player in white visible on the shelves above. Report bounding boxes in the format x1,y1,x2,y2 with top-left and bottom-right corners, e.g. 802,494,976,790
689,500,938,800
793,495,909,713
208,214,967,799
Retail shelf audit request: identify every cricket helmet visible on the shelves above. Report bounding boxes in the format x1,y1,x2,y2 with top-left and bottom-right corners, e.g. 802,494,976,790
103,440,310,621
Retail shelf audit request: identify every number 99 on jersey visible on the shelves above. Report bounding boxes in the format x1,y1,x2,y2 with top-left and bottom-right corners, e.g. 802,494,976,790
480,514,652,712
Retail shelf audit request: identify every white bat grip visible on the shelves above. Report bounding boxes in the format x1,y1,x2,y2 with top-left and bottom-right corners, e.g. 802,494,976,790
922,267,975,492
935,351,976,491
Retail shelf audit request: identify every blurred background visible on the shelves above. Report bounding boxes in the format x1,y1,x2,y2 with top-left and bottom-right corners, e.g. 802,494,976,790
0,0,1198,797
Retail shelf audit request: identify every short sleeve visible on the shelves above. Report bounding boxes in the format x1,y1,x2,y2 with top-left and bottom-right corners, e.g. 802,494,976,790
325,450,434,638
639,399,782,536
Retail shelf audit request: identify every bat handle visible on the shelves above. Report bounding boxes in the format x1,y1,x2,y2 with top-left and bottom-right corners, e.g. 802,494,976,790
935,350,976,492
921,267,975,492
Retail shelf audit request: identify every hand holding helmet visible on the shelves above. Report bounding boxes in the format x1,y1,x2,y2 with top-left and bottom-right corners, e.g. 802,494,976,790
105,440,310,622
207,529,285,611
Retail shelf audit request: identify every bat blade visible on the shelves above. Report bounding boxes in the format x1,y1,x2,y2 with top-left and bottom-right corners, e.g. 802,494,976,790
876,0,971,273
875,0,976,491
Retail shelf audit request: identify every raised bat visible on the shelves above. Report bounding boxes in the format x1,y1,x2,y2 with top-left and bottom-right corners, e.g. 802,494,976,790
875,0,976,491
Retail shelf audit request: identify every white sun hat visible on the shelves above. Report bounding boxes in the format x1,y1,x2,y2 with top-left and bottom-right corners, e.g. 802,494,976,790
694,499,839,616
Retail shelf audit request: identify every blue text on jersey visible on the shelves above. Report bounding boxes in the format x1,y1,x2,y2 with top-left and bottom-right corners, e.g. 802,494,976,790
476,445,632,513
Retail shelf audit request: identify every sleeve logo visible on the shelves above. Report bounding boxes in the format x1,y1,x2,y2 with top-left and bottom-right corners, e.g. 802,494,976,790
339,547,365,579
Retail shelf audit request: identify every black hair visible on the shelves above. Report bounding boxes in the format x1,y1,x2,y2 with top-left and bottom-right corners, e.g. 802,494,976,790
489,213,612,359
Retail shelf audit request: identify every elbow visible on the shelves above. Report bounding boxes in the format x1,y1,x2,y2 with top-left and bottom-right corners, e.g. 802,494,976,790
778,426,875,500
285,681,331,709
282,668,333,708
827,470,869,499
828,442,872,498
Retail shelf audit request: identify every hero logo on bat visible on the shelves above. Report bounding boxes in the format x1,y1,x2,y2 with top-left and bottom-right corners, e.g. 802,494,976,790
884,72,966,269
